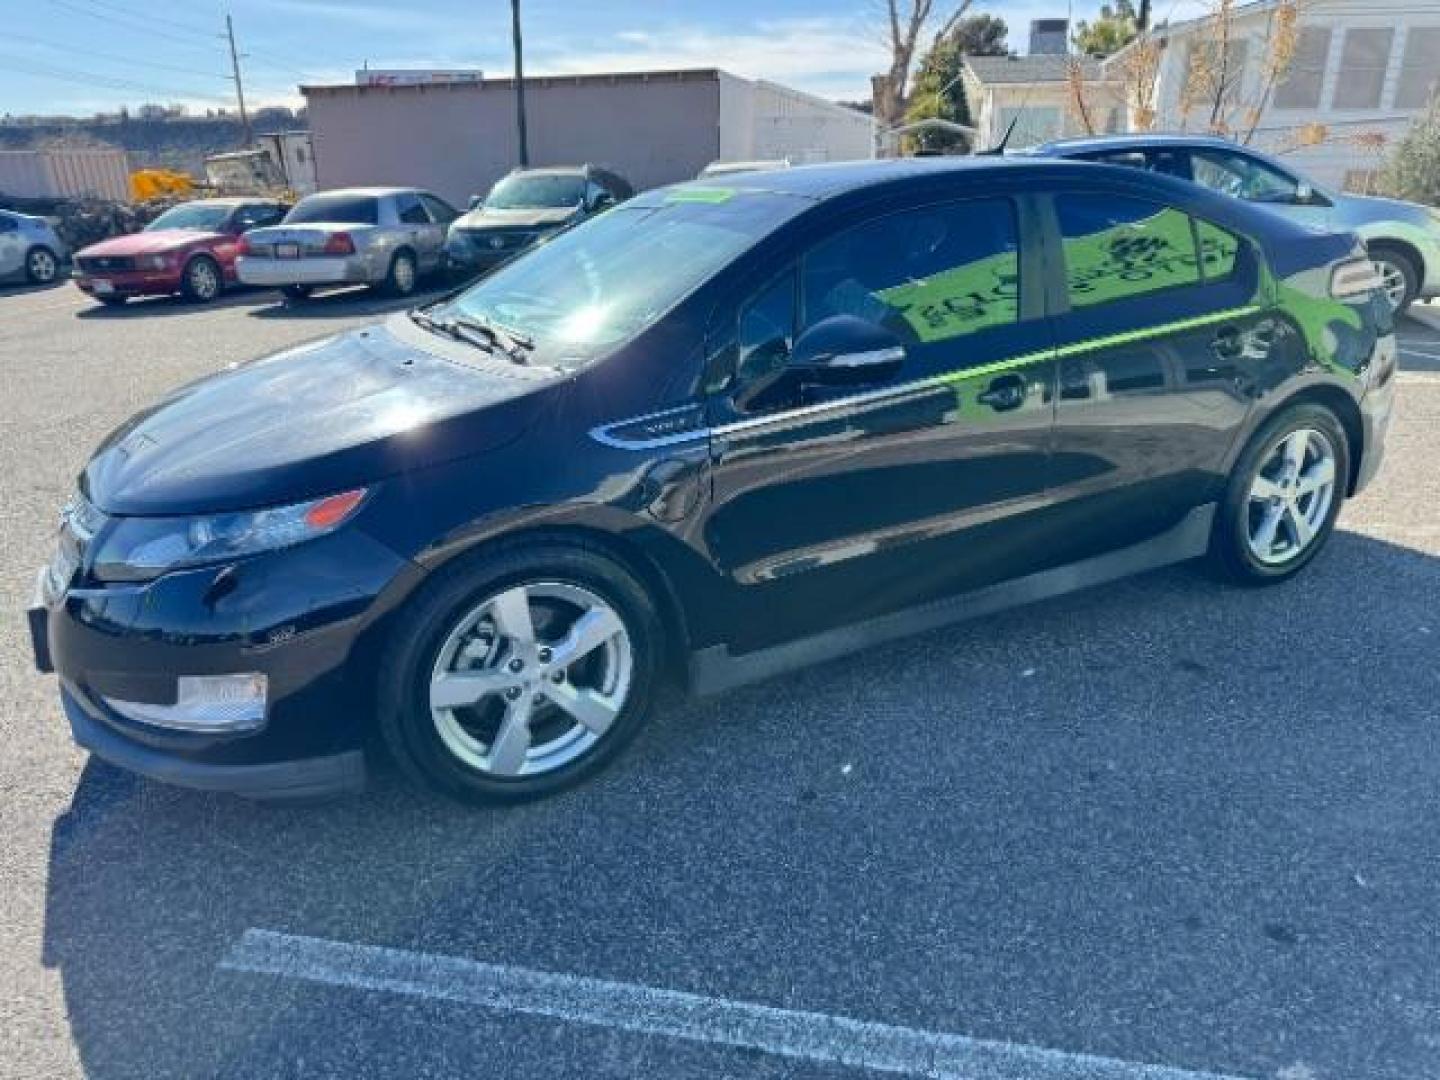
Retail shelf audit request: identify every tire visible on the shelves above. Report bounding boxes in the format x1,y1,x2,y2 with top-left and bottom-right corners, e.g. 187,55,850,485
1368,244,1418,315
380,249,418,298
378,541,662,804
25,246,59,285
281,284,313,302
180,255,222,303
1208,402,1349,586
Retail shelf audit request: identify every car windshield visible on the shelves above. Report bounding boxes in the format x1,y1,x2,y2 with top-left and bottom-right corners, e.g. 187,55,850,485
485,174,586,209
145,204,232,232
284,194,380,224
442,190,806,364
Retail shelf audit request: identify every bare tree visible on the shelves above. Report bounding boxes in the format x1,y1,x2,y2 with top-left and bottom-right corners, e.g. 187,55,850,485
873,0,975,135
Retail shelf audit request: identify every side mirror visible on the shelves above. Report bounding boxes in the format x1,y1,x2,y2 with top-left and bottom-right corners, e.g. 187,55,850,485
788,315,905,385
468,195,484,211
1295,181,1315,204
587,192,616,213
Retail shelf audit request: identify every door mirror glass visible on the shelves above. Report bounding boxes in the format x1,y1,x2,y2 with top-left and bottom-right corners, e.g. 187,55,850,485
788,315,905,385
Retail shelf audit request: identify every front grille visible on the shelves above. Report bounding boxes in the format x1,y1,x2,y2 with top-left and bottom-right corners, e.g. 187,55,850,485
458,228,536,251
78,255,135,273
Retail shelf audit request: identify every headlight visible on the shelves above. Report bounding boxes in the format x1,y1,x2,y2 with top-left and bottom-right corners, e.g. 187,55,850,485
92,488,368,580
138,253,175,270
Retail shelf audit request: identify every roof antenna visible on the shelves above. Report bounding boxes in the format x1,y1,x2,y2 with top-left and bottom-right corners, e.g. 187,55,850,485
977,116,1019,156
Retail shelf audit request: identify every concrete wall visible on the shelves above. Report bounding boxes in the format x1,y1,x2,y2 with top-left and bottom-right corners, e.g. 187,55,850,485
0,149,130,202
305,72,722,204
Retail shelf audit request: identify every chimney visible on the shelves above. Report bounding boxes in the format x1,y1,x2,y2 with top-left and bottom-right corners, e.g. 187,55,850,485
1029,18,1069,56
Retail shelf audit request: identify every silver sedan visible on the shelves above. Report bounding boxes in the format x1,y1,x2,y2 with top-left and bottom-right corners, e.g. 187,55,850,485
236,187,459,301
0,209,67,286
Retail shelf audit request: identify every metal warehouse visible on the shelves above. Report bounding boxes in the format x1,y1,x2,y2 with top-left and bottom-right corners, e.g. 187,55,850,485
301,68,875,204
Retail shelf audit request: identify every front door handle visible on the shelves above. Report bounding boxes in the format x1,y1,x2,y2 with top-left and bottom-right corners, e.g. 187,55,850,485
978,374,1026,411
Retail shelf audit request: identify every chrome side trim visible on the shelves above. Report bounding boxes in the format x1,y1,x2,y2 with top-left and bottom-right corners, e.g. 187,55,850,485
588,404,711,450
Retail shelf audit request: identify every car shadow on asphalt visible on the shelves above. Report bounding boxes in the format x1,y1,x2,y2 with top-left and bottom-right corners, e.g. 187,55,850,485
37,530,1440,1079
72,290,276,320
244,283,453,320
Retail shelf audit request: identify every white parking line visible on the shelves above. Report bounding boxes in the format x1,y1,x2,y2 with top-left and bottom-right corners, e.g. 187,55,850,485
221,929,1251,1080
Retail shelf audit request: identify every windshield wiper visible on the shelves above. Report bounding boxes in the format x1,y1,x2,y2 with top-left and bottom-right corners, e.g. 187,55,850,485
408,307,532,365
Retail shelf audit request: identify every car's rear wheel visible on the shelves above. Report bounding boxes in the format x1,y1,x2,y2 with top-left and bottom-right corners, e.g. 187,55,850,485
281,284,313,302
381,249,418,297
1209,402,1348,585
1368,245,1418,315
25,246,59,285
180,255,221,303
378,543,661,804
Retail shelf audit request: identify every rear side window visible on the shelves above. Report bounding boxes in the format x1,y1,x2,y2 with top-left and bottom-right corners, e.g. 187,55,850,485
284,195,380,225
397,195,430,224
419,194,457,224
801,198,1020,345
1056,194,1202,308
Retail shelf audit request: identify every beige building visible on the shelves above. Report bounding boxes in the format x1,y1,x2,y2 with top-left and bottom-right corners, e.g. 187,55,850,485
960,55,1124,150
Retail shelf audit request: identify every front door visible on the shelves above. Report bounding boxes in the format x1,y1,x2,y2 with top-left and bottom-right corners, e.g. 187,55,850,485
1041,189,1267,560
701,194,1059,654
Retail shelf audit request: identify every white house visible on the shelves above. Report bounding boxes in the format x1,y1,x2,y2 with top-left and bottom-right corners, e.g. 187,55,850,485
960,54,1124,149
1107,0,1440,188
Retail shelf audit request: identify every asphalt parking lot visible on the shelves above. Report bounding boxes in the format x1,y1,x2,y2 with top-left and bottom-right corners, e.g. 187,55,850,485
2,281,1439,1080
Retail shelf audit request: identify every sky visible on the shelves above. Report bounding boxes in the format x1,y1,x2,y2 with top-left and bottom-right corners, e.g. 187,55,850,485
2,0,1211,118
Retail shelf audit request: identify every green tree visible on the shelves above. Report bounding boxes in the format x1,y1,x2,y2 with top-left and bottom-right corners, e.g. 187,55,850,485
904,15,1009,153
1074,0,1139,57
1380,97,1440,206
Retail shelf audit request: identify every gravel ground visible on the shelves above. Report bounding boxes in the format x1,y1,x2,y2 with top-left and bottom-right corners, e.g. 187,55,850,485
2,281,1438,1080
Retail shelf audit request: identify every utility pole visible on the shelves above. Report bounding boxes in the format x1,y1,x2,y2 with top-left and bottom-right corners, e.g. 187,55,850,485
225,13,253,146
510,0,529,167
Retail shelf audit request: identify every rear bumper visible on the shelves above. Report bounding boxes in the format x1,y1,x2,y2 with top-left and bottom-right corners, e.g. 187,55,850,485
237,255,375,287
63,685,366,800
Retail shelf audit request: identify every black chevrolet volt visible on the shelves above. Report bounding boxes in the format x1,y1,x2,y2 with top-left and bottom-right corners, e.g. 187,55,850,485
29,159,1397,804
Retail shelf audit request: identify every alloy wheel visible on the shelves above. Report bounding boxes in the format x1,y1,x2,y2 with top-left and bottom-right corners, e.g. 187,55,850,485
27,249,57,284
428,582,633,778
1372,257,1409,312
393,254,417,294
1246,427,1337,566
189,260,220,300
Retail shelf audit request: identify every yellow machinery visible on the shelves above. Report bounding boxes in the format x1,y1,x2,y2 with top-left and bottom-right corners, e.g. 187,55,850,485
129,169,196,202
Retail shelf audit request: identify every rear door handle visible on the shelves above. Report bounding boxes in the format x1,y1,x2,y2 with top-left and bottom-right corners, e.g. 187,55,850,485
978,374,1026,411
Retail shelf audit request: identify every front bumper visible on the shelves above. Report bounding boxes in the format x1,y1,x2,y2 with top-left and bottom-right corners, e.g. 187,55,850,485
29,526,422,800
74,269,183,298
236,255,375,287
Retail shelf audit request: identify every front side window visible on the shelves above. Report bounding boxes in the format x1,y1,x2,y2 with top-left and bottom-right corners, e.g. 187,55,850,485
146,203,232,232
1189,149,1300,204
801,199,1020,347
737,270,797,384
397,195,430,225
1056,194,1202,308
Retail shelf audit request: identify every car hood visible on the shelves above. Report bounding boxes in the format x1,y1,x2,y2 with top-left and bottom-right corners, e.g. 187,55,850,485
77,229,224,257
83,316,560,516
1333,193,1433,228
453,205,578,230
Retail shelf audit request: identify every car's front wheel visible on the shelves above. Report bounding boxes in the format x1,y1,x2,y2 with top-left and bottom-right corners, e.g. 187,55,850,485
180,255,222,303
1368,244,1418,315
1209,402,1349,585
25,246,59,285
378,542,662,804
381,249,418,297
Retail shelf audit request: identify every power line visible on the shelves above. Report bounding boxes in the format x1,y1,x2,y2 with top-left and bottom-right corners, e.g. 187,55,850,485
0,53,233,103
9,29,229,80
66,0,220,37
47,0,223,52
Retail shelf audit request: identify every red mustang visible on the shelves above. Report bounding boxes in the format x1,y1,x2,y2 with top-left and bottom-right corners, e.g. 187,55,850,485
73,197,289,306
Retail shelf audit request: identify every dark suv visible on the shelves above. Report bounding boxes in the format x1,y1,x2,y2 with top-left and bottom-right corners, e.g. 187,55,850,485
30,159,1396,805
445,164,633,277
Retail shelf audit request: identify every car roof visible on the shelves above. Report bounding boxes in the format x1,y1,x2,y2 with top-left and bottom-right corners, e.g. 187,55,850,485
302,187,418,198
177,197,283,208
1033,133,1243,154
505,166,590,178
660,156,1120,201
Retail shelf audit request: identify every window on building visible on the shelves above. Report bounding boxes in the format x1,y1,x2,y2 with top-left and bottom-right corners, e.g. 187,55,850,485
1333,28,1394,109
801,199,1020,347
1183,39,1250,110
1273,26,1331,109
1395,27,1440,108
1056,195,1203,308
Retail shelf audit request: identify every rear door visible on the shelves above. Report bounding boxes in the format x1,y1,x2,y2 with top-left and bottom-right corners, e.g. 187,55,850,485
701,192,1059,652
0,213,22,278
1041,187,1270,560
396,192,445,270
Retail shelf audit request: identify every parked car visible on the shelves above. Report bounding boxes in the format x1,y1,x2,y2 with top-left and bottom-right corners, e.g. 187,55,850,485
445,165,633,277
1030,134,1440,314
237,187,459,300
71,198,288,306
0,209,67,286
697,159,791,179
30,159,1396,805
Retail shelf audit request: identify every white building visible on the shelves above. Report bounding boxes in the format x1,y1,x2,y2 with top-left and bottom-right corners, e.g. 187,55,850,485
1107,0,1440,188
961,54,1125,149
